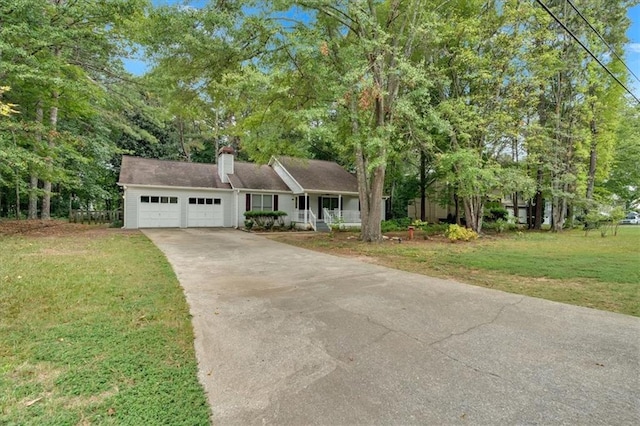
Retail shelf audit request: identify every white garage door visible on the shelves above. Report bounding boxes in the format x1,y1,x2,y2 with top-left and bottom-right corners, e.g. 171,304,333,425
139,195,180,228
187,197,224,227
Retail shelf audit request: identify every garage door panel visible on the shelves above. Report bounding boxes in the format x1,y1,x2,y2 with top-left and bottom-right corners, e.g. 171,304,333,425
188,197,223,227
139,195,180,228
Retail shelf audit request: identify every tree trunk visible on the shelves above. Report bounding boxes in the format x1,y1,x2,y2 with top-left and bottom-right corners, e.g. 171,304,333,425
551,188,567,232
15,173,20,219
41,97,58,220
28,175,38,219
419,149,426,221
42,45,60,220
454,192,460,225
533,168,544,229
463,195,483,233
360,165,386,242
585,136,597,202
28,102,43,219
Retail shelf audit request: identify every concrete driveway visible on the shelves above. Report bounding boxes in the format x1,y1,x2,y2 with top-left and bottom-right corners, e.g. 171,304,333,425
143,228,639,425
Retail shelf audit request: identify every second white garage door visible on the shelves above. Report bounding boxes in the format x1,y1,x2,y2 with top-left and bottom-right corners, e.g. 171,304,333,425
188,197,224,227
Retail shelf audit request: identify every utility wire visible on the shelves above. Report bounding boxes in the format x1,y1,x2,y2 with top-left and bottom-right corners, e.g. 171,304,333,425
533,0,640,104
566,0,640,86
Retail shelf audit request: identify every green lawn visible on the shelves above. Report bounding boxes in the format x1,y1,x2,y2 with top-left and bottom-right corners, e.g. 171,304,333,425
270,226,640,317
0,227,210,425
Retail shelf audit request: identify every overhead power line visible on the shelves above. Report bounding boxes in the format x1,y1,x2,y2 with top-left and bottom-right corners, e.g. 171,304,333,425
566,0,640,86
533,0,640,104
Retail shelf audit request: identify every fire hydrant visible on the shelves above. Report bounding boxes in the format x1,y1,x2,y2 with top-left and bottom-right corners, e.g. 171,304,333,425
408,226,415,240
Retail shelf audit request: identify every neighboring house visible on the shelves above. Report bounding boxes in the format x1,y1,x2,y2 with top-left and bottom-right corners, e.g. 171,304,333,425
117,147,383,230
407,194,550,226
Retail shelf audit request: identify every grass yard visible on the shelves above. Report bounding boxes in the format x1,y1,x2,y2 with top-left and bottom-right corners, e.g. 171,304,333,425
0,222,210,425
269,226,640,317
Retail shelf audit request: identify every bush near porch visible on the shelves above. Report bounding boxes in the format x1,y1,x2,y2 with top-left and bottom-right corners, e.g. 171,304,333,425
244,210,287,230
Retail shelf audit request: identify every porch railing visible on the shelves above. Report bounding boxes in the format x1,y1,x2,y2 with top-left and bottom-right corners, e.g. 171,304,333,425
308,209,317,231
323,209,361,226
294,209,317,231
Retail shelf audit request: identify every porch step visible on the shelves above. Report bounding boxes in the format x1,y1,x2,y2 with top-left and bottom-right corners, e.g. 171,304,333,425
315,221,331,233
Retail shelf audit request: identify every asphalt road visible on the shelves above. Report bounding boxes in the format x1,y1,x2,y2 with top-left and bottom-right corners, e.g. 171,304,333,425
143,228,640,425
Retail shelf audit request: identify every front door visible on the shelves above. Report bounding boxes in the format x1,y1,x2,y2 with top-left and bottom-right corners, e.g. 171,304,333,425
297,195,307,210
319,196,339,219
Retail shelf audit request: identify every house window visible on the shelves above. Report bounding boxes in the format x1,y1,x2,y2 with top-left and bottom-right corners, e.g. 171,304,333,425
246,194,279,211
141,196,150,203
252,194,273,211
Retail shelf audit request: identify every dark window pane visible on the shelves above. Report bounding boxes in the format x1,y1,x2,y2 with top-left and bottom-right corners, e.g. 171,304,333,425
161,196,169,203
205,198,213,205
198,198,205,204
170,197,178,204
150,196,159,203
189,198,196,204
141,196,150,203
214,198,221,205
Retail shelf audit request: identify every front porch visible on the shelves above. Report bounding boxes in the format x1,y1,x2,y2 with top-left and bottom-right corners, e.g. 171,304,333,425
293,208,362,231
292,193,361,231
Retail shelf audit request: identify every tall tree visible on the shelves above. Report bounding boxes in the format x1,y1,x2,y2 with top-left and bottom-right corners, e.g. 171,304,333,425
245,0,434,241
0,0,149,218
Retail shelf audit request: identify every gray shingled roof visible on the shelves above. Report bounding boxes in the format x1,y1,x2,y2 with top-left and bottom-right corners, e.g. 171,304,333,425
227,162,291,191
118,156,231,189
276,157,359,193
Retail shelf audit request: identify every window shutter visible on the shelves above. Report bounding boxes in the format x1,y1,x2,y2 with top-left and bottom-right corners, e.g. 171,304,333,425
246,194,251,211
273,194,279,211
318,196,323,218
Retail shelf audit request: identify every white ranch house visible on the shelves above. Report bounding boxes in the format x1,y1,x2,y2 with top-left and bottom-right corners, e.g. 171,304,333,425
118,147,384,231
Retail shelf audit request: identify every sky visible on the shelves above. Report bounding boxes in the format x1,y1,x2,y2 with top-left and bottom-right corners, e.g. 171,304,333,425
626,4,640,95
125,1,640,99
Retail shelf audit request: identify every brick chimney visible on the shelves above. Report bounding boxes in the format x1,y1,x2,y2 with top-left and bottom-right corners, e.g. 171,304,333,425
217,146,234,183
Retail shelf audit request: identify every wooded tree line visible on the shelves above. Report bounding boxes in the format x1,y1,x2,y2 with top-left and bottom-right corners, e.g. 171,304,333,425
1,0,638,241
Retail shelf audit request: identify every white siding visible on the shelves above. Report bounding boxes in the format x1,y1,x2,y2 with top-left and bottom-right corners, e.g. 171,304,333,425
343,196,359,211
236,191,294,227
308,196,319,217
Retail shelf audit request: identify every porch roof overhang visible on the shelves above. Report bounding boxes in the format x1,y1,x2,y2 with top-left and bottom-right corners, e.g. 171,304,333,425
292,190,359,196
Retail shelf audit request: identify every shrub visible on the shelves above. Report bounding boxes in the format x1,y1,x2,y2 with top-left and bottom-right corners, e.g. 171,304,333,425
411,219,428,230
330,216,346,231
244,219,254,231
484,206,509,222
483,218,517,233
423,223,449,236
381,218,412,232
445,224,478,242
244,210,287,229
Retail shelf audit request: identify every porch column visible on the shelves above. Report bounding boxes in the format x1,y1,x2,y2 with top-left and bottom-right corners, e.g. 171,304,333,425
338,194,342,219
304,193,308,224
